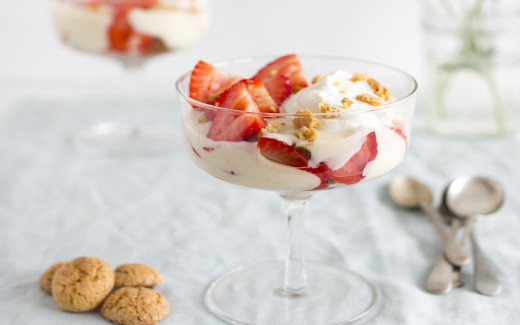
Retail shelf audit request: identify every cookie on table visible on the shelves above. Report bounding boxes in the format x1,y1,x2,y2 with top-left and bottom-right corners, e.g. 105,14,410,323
115,263,164,288
101,287,170,325
39,261,67,295
51,256,115,312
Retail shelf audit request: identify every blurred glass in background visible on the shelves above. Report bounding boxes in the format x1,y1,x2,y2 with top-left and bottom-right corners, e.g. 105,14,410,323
422,0,520,136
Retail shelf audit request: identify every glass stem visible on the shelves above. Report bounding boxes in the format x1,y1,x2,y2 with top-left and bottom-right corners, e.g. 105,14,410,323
280,192,312,297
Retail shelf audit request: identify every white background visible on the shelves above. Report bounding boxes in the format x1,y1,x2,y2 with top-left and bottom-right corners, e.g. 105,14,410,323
0,0,422,100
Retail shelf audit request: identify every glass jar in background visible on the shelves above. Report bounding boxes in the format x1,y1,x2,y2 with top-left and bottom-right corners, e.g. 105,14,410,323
422,0,520,137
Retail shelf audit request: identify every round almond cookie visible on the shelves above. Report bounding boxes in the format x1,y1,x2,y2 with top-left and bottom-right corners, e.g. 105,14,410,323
39,261,67,295
101,287,170,325
115,263,164,288
51,256,114,312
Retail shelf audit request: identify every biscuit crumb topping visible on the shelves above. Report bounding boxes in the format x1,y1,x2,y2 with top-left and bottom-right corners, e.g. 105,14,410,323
356,93,383,106
319,100,341,118
293,109,320,129
259,120,280,137
341,97,354,109
312,75,325,84
350,72,370,82
367,78,391,101
296,127,317,142
292,109,320,142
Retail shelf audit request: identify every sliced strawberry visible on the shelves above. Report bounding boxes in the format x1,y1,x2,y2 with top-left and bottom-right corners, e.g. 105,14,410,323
254,54,309,103
108,4,159,54
262,75,292,106
258,137,310,167
109,9,133,52
303,162,331,190
208,113,264,142
189,61,242,104
326,132,378,185
214,78,278,113
207,82,265,141
390,120,407,143
242,78,279,113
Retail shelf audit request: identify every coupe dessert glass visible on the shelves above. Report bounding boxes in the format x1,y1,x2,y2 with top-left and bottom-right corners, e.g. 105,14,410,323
51,0,210,154
176,56,417,324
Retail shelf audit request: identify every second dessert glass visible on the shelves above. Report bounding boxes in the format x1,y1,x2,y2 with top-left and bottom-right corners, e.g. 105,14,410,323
51,0,211,154
176,56,417,324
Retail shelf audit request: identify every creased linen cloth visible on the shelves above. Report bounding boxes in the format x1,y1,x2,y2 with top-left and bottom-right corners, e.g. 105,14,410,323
0,99,519,324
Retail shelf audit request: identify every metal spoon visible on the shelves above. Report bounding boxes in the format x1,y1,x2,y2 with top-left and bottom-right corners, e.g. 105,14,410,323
444,175,504,296
427,195,471,294
389,176,470,266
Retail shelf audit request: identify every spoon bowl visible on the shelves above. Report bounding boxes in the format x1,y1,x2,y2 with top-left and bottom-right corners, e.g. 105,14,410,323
389,175,434,208
444,175,504,218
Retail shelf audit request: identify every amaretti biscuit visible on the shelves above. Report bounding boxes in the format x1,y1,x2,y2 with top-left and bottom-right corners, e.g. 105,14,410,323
39,261,67,295
51,256,114,312
100,287,170,325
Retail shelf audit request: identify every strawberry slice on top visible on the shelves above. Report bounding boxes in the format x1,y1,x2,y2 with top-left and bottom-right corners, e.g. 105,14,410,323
326,132,378,185
207,82,265,142
257,137,310,168
242,78,279,113
254,54,309,105
214,78,279,113
262,75,292,107
190,61,242,104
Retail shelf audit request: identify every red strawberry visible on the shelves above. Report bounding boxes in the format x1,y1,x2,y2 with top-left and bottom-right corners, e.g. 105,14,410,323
254,54,309,104
189,61,242,104
326,132,378,185
109,9,133,52
242,78,279,113
257,137,310,168
390,120,407,143
214,78,278,113
207,82,265,141
107,4,159,54
262,75,292,106
303,162,331,190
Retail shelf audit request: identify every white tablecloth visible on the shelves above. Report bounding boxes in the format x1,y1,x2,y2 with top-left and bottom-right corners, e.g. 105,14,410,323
0,99,519,324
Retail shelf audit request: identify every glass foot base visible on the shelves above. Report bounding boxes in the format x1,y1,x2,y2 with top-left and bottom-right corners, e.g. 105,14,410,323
205,261,379,325
74,123,179,156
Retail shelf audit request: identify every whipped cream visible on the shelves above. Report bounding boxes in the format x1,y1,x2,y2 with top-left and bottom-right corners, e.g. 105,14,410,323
281,70,382,114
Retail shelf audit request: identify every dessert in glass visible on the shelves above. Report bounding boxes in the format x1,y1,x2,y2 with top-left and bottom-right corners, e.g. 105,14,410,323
176,54,417,324
51,0,211,154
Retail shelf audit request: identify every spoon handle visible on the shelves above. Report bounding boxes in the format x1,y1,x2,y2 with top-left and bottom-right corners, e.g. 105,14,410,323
471,232,502,296
427,219,460,294
427,257,453,294
420,202,470,266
